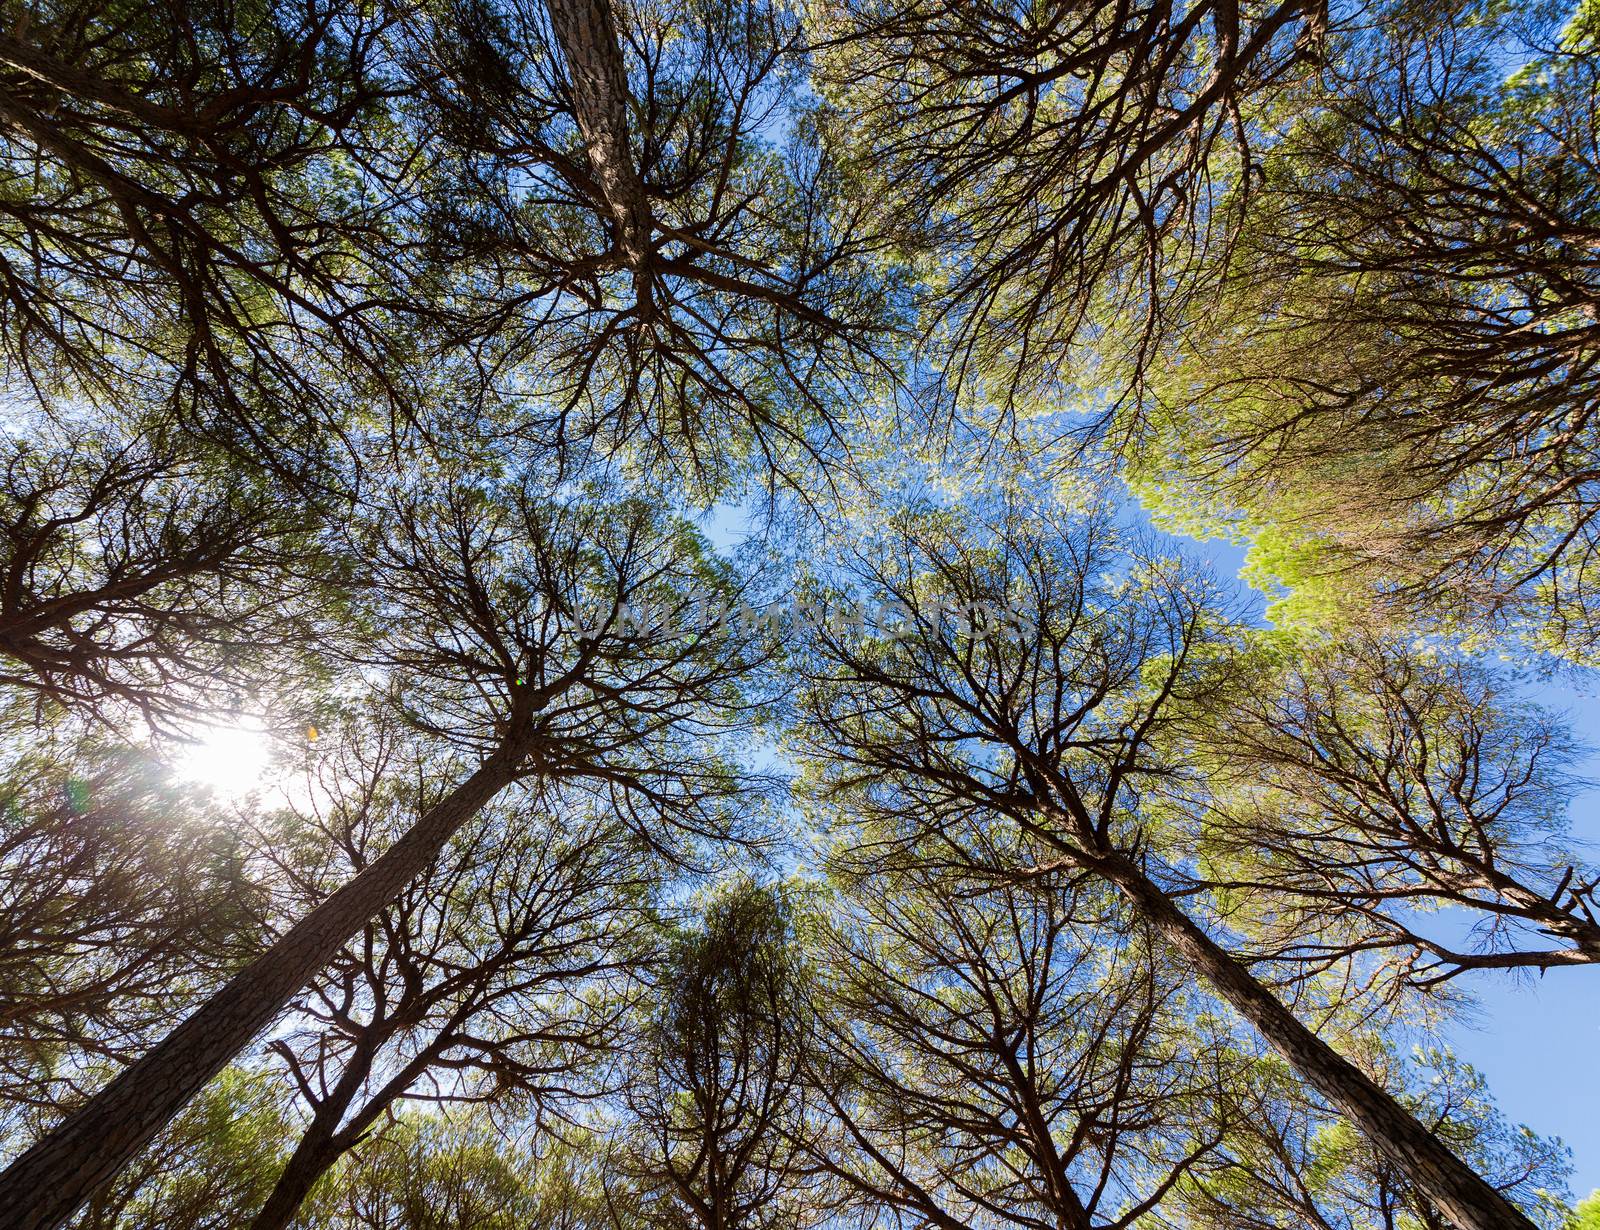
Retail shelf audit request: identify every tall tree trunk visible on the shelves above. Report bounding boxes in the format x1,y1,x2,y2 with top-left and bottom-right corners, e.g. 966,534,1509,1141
0,749,523,1230
1090,850,1537,1230
543,0,654,273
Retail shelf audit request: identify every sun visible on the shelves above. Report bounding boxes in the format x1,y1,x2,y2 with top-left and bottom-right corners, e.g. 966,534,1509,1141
172,719,274,799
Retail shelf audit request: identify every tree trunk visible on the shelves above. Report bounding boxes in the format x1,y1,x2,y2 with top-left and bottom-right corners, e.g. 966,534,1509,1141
0,748,523,1230
248,1029,378,1230
248,1124,344,1230
1092,851,1537,1230
543,0,654,272
250,1019,462,1230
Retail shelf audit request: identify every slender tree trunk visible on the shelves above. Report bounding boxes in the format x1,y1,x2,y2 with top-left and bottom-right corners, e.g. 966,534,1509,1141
0,748,523,1230
250,1020,462,1230
248,1121,344,1230
543,0,654,272
1091,850,1537,1230
247,1031,378,1230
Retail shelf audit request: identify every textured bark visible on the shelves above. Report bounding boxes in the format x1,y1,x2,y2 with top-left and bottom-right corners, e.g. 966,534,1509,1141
0,748,523,1230
543,0,654,271
1092,851,1538,1230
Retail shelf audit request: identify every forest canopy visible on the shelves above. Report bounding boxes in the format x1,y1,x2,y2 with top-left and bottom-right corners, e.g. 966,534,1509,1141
0,1,1597,1229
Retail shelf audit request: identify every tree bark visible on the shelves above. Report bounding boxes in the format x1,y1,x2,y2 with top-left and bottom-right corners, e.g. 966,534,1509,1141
1091,850,1538,1230
543,0,654,271
0,748,523,1230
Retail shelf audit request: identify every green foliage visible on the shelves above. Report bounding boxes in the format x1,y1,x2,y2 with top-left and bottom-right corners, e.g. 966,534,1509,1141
1572,1190,1600,1230
322,1114,611,1230
68,1068,297,1230
1128,0,1600,662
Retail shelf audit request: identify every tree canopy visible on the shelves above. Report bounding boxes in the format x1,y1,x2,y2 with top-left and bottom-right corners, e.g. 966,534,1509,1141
0,2,1596,1230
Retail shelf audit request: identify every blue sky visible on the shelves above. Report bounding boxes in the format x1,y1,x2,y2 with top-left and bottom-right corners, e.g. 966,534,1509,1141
1447,926,1600,1198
